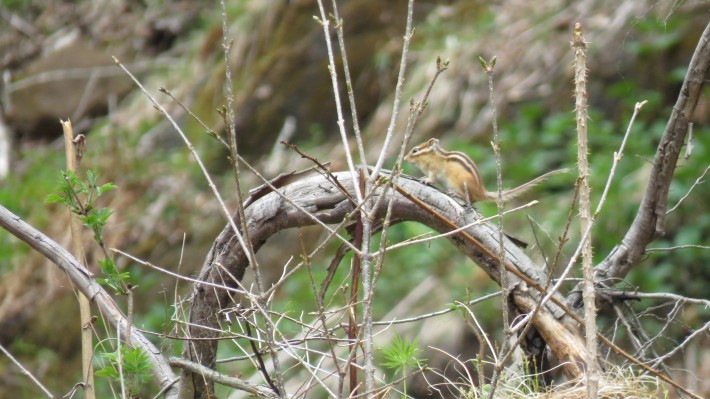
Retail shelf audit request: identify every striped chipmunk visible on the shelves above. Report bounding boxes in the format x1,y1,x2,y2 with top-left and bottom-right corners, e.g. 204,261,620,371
405,138,567,204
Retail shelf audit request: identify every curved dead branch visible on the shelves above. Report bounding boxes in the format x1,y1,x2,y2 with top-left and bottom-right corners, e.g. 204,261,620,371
181,172,587,397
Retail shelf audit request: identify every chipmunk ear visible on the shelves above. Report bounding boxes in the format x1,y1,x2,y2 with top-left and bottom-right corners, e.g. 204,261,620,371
427,138,439,147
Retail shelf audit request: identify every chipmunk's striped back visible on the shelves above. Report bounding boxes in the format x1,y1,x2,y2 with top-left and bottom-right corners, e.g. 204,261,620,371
405,138,488,202
405,138,567,203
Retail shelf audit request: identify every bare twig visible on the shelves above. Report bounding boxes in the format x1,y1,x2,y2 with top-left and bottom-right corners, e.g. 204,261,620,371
0,343,54,398
112,57,252,280
459,301,498,364
330,0,367,171
391,57,449,176
307,12,372,391
600,288,710,308
158,87,229,149
591,21,710,284
428,346,477,392
667,165,709,214
596,100,648,219
646,244,710,252
217,4,282,388
495,190,579,381
372,291,501,328
372,56,450,296
112,249,246,294
60,119,96,399
370,0,416,180
515,95,645,338
314,0,363,203
571,22,599,397
0,210,178,397
651,320,710,369
281,140,356,206
316,2,373,392
379,200,538,254
479,54,511,399
169,357,280,399
116,327,127,399
305,252,345,395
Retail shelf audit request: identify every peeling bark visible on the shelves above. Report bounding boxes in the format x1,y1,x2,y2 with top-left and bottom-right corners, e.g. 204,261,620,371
181,172,588,397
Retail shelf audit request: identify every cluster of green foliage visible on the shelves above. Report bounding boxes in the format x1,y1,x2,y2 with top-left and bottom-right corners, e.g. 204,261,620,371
96,346,153,397
45,169,133,294
46,170,152,394
45,170,116,246
381,333,427,398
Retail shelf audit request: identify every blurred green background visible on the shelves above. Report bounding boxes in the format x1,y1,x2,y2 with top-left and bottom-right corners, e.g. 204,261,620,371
0,0,708,397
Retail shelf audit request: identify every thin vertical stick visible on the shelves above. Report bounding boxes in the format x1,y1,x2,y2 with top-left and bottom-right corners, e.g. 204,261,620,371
314,1,363,203
314,1,366,394
349,214,362,396
330,0,368,172
480,55,510,399
571,23,599,398
117,326,126,399
219,1,286,395
364,4,416,395
60,119,96,399
370,0,416,180
313,1,417,396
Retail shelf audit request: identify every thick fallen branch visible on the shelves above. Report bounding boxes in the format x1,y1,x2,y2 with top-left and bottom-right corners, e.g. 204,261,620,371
181,171,587,396
0,205,179,399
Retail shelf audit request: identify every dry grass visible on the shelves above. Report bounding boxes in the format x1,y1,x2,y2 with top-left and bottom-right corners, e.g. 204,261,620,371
457,365,664,399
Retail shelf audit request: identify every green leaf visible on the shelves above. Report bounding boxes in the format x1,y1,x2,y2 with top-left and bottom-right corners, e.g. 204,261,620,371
98,183,117,195
96,208,113,224
478,56,487,68
97,277,118,290
44,193,65,204
96,347,152,393
81,213,97,226
86,169,98,187
116,272,131,281
123,348,147,371
98,258,117,275
95,367,119,379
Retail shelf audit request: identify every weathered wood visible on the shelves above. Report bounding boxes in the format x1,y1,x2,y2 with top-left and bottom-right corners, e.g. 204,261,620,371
181,172,587,397
0,206,179,399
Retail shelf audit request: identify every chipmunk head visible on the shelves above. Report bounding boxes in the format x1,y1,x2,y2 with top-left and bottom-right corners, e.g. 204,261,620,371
405,138,440,162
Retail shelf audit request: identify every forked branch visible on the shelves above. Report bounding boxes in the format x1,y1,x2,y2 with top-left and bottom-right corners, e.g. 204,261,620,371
566,21,710,309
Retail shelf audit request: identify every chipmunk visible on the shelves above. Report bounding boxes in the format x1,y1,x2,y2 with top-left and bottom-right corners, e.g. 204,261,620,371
405,138,567,203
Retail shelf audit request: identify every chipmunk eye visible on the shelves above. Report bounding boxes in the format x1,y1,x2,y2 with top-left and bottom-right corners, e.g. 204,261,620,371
412,148,419,154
